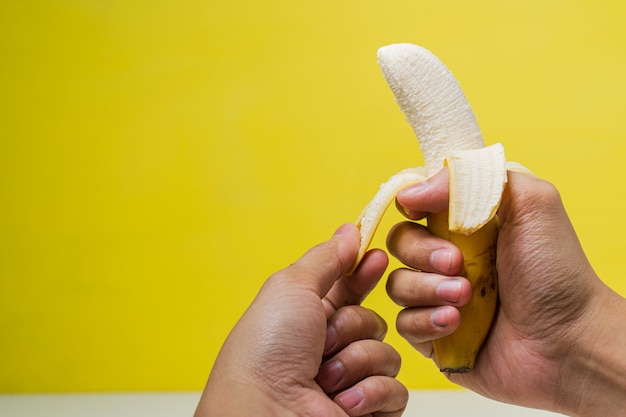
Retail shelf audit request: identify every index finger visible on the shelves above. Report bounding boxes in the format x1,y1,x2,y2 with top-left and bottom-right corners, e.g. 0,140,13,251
322,248,389,317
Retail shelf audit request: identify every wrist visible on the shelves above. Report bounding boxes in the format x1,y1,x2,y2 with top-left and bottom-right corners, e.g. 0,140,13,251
555,284,626,416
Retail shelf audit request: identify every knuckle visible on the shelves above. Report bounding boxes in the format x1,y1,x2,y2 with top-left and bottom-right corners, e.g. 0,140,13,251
395,307,445,346
333,305,388,342
506,175,564,220
351,340,375,366
337,305,367,330
525,178,561,208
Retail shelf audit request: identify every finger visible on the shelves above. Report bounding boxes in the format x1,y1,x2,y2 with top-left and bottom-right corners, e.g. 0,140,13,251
316,340,401,394
334,376,408,417
274,223,361,299
395,306,461,357
386,222,462,275
395,167,450,220
324,305,388,357
386,268,471,308
323,249,389,317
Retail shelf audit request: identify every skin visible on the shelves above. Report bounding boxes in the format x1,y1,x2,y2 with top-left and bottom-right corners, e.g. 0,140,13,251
196,223,408,417
387,168,626,416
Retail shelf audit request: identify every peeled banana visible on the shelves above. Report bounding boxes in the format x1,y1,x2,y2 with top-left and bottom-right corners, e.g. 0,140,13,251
354,43,530,373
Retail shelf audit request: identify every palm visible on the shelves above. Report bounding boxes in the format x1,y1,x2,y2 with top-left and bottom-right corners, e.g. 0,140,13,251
449,199,596,410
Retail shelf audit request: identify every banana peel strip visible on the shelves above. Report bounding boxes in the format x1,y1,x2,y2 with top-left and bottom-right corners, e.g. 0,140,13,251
354,167,427,267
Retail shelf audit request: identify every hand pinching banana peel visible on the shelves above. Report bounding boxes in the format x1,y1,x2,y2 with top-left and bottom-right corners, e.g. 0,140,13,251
354,43,531,373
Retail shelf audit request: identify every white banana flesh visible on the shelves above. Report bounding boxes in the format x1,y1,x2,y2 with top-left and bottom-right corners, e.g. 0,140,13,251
377,44,484,176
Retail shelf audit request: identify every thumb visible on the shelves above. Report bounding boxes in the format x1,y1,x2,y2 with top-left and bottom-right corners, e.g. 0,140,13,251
275,223,361,299
395,168,450,219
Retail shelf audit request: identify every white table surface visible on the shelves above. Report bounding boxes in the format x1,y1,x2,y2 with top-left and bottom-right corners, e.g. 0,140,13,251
0,390,565,416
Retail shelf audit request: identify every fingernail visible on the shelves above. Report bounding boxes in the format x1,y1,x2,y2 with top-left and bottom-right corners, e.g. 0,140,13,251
336,388,364,410
395,198,416,219
431,307,450,328
437,279,463,304
332,223,351,238
323,324,338,354
398,181,429,196
317,360,344,388
429,249,453,274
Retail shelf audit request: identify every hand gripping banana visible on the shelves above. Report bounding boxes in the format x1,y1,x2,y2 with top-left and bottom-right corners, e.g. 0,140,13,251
354,43,530,373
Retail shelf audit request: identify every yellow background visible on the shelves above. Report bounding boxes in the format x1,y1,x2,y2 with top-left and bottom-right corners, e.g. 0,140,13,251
1,1,626,393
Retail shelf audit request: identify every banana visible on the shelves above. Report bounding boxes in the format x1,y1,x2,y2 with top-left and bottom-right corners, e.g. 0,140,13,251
354,43,530,373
